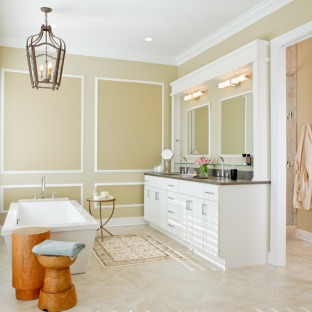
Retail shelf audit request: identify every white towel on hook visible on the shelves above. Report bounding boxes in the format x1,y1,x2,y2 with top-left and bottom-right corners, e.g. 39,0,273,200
293,123,312,210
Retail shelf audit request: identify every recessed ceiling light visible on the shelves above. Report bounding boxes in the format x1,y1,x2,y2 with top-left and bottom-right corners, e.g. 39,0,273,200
145,37,153,42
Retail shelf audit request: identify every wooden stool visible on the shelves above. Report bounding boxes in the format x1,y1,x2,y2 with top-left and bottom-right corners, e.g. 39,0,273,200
12,227,50,300
37,255,77,312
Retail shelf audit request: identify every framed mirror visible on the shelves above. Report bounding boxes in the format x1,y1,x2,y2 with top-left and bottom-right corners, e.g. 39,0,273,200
186,103,210,156
220,92,253,156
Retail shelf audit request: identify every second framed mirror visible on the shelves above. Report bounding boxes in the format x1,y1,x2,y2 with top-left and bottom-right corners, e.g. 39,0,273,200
220,92,253,156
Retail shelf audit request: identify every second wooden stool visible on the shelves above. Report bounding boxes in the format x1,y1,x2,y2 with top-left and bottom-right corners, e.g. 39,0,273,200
37,255,77,312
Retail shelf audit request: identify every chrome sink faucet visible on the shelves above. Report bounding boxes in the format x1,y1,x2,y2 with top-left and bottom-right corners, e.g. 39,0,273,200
180,156,187,174
41,175,45,199
216,156,224,178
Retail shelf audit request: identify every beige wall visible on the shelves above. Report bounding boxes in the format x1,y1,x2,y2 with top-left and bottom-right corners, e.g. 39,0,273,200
295,37,312,232
1,1,312,226
0,46,177,225
3,71,82,171
179,0,312,77
97,79,163,170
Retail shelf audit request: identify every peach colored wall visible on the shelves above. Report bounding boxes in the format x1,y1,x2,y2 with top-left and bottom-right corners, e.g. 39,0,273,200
0,46,177,225
295,37,312,232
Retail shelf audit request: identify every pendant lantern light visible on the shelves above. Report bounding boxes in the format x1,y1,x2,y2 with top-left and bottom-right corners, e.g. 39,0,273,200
26,7,66,90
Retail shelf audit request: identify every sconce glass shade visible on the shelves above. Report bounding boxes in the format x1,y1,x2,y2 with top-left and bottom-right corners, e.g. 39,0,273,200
184,90,206,101
217,74,249,89
26,7,66,90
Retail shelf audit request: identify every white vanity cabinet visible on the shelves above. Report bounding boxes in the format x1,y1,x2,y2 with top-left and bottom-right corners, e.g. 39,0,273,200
144,174,269,269
143,175,167,230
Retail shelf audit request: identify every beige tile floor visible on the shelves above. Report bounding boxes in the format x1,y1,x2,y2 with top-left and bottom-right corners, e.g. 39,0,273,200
1,224,312,312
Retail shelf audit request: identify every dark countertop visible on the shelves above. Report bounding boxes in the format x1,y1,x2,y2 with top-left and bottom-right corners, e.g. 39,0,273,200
144,172,271,186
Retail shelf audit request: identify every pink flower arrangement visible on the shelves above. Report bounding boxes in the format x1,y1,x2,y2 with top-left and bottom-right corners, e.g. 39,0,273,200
195,156,211,166
195,156,211,175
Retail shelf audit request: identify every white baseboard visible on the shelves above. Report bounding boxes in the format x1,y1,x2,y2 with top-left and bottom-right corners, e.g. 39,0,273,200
296,228,312,242
102,216,148,227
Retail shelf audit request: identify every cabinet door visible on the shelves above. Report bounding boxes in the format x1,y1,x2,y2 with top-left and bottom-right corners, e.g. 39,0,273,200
179,194,204,249
157,189,167,230
203,200,219,257
192,198,205,251
150,188,167,230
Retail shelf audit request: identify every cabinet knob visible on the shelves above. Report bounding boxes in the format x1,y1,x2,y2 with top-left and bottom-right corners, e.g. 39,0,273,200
205,191,214,195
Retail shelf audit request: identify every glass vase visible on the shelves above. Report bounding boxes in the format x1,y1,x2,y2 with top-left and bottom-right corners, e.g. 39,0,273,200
199,165,207,176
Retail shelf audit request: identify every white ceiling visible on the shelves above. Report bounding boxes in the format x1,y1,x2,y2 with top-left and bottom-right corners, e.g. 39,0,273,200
0,0,290,65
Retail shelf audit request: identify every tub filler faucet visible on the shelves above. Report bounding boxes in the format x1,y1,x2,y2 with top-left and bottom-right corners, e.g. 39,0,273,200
41,175,45,199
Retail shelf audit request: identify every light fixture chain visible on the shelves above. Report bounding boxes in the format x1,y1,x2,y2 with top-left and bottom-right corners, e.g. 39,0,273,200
45,12,48,80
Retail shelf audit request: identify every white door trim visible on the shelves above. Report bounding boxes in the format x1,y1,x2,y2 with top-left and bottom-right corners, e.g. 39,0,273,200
270,21,312,266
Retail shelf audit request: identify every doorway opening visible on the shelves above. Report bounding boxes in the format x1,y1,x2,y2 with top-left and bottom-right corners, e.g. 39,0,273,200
270,21,312,267
286,37,312,239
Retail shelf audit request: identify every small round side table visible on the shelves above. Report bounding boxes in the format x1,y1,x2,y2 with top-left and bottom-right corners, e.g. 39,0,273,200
87,197,116,241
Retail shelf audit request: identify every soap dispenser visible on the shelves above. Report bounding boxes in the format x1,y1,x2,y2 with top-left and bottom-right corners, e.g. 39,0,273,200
230,165,237,180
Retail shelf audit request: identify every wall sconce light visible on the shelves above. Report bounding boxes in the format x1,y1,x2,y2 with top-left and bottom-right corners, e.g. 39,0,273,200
26,7,66,90
184,90,206,101
217,74,249,89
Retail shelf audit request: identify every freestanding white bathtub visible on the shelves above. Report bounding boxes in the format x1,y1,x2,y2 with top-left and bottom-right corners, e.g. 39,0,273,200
1,198,98,274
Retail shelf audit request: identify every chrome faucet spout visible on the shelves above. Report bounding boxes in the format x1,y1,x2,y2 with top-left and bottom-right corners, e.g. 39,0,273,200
41,175,45,199
216,156,225,178
180,157,187,174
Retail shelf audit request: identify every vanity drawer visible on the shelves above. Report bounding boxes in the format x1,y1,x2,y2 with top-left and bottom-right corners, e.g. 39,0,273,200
167,204,179,221
203,184,219,201
179,180,204,198
167,220,179,237
167,192,179,207
145,175,165,189
166,179,179,192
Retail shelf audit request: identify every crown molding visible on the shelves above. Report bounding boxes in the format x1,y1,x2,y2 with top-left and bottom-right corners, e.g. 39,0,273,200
0,0,292,67
176,0,293,65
